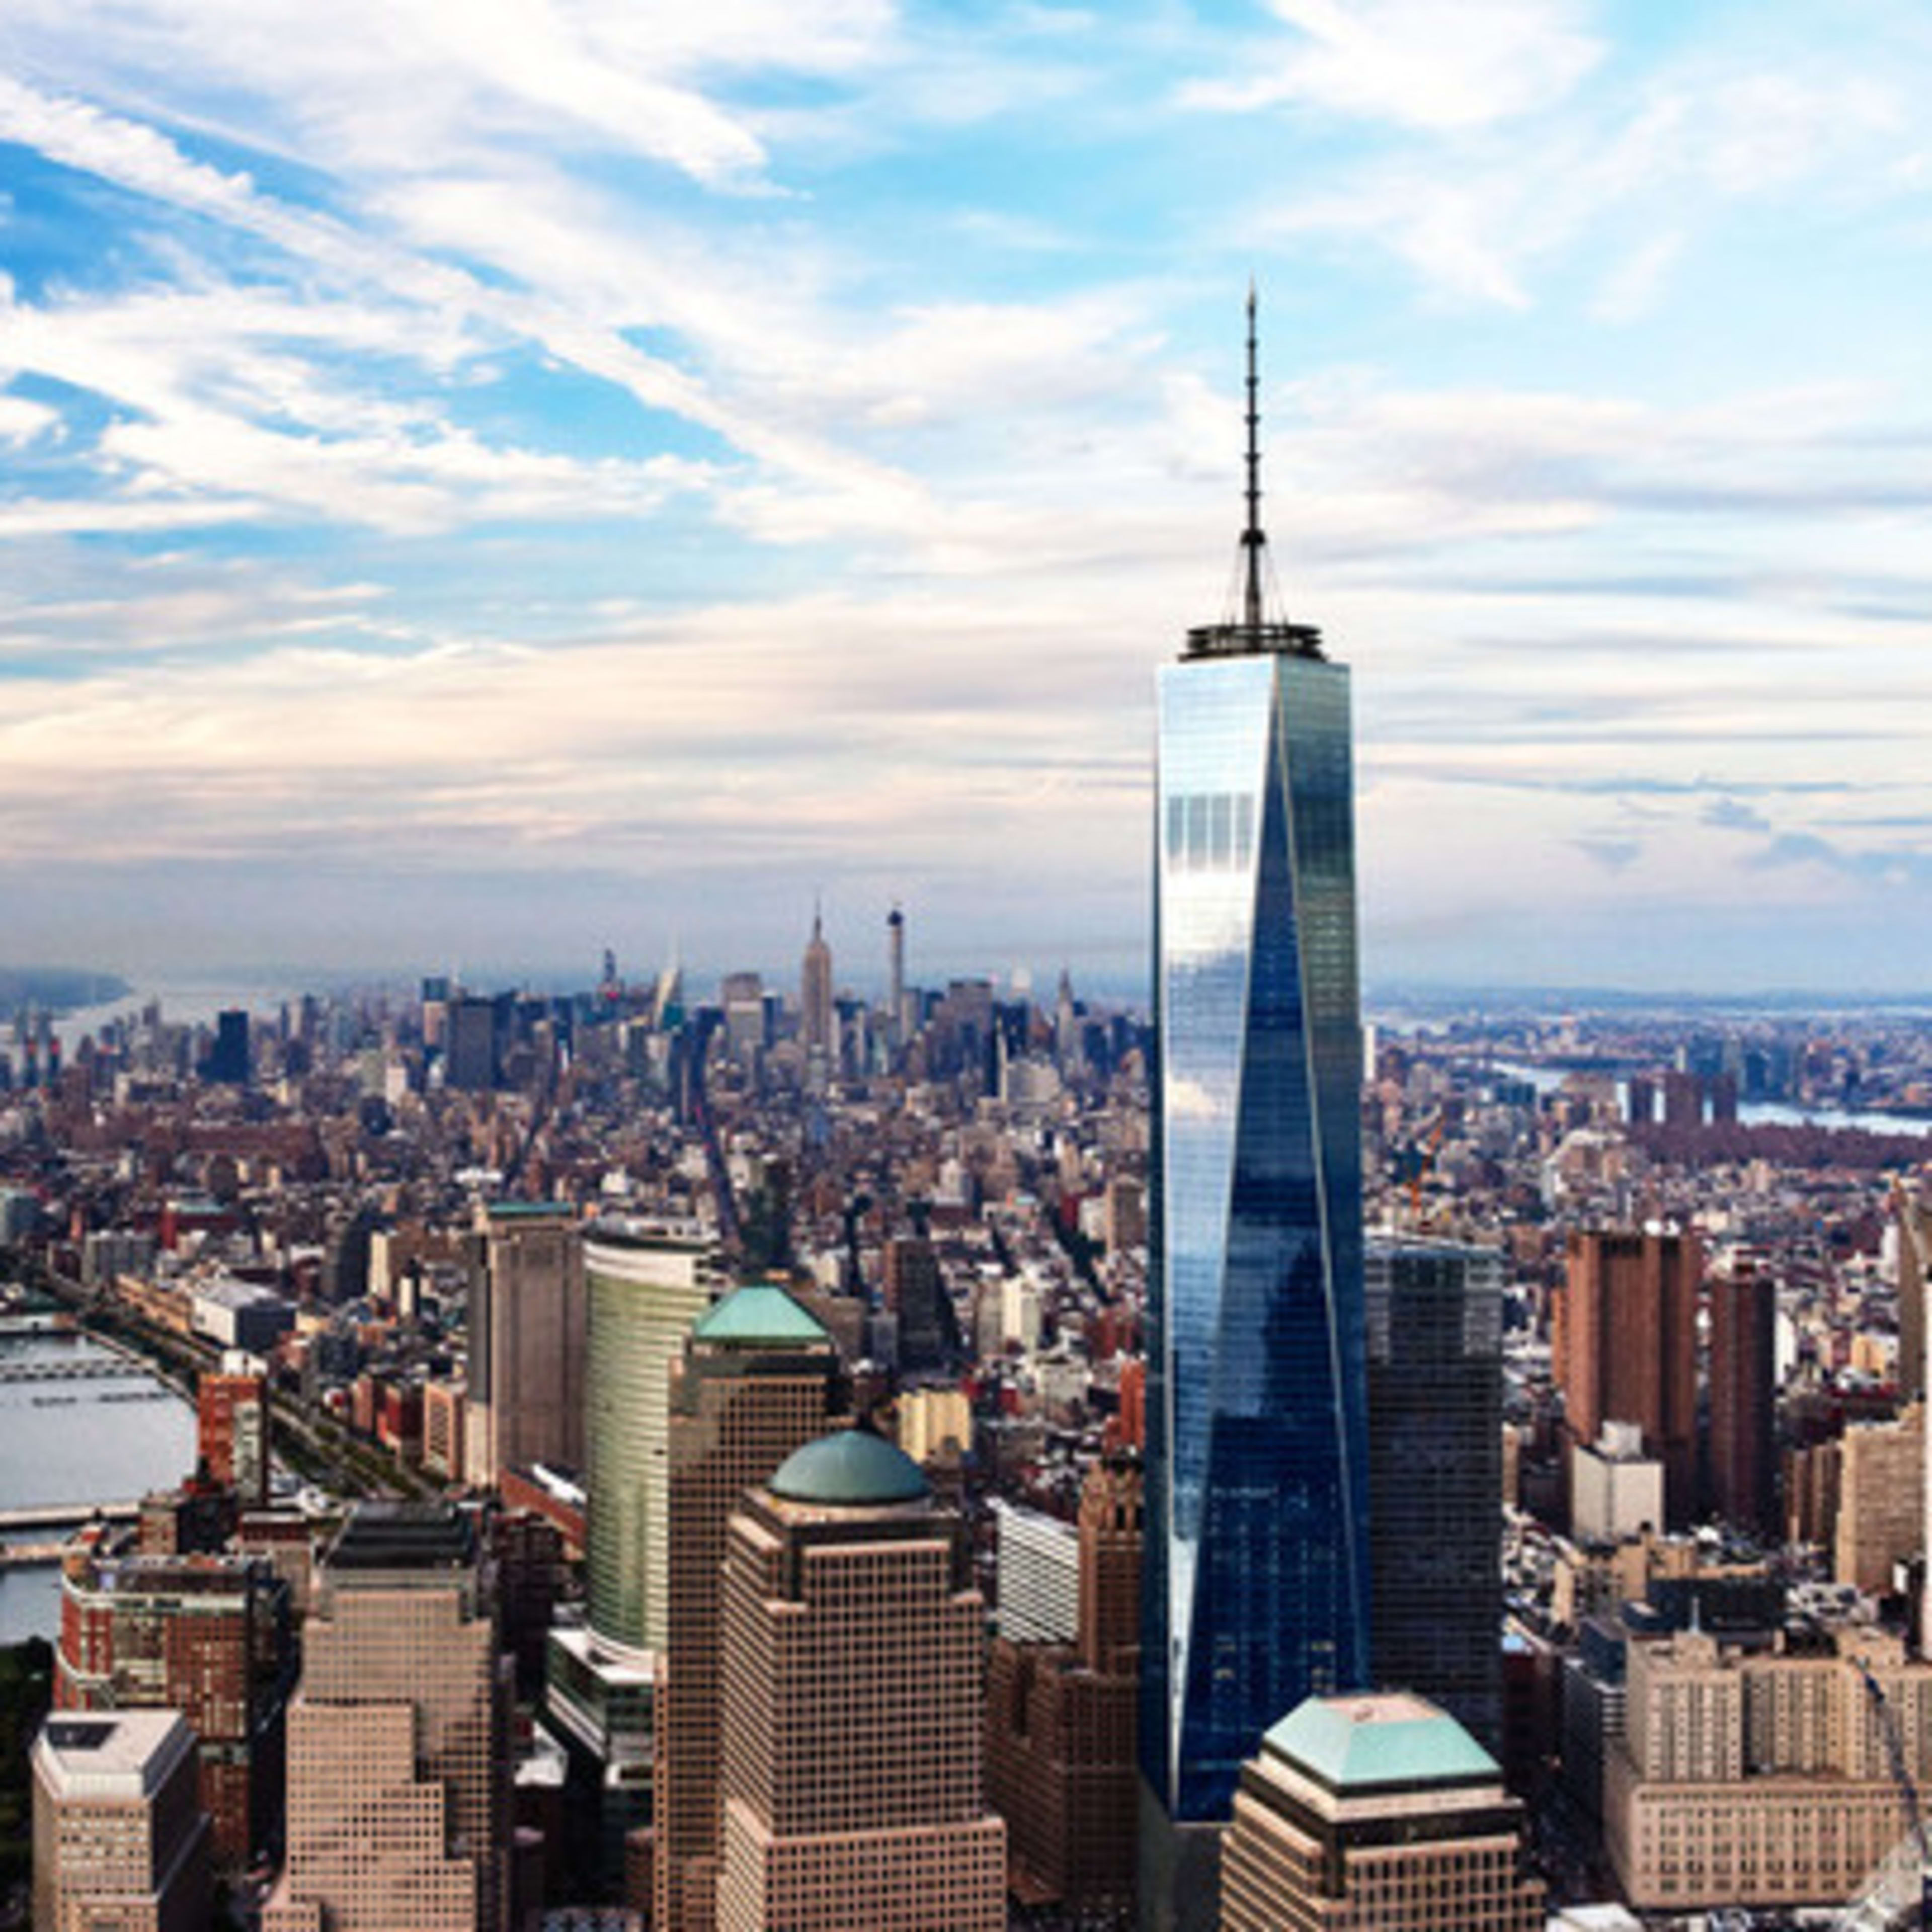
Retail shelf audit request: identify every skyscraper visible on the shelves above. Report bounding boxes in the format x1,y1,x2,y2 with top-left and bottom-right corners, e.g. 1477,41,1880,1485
265,1502,508,1932
656,1284,846,1932
1142,293,1370,1927
1707,1257,1777,1537
715,1429,1005,1930
1220,1693,1545,1930
463,1200,587,1490
1554,1229,1700,1528
886,904,906,1056
32,1711,213,1931
799,905,834,1060
1366,1237,1505,1751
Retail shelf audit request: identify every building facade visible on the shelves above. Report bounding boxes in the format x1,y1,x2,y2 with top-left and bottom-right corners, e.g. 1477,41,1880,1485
1554,1230,1700,1528
463,1200,586,1490
1707,1259,1778,1536
715,1430,1005,1931
1604,1624,1932,1911
264,1503,507,1932
32,1710,212,1932
583,1219,724,1653
56,1547,293,1870
1365,1237,1505,1750
656,1284,845,1932
986,1454,1142,1918
1220,1693,1545,1931
1143,300,1370,1924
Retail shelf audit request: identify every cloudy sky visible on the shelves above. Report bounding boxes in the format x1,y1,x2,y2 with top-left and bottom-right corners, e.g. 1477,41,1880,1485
2,0,1930,998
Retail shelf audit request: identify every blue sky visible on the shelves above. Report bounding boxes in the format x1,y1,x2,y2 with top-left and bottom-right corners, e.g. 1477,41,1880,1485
3,0,1931,996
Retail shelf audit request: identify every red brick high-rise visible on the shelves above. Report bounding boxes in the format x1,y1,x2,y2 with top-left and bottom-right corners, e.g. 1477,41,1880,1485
1708,1261,1778,1537
198,1355,271,1508
986,1453,1141,1916
1554,1230,1700,1528
56,1547,294,1870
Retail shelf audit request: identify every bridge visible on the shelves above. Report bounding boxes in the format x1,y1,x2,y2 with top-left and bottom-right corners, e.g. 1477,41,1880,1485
0,1500,139,1534
0,1353,151,1385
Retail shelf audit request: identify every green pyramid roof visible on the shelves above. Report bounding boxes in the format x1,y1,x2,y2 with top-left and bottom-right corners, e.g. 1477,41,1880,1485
1265,1693,1498,1791
769,1429,929,1507
693,1283,830,1348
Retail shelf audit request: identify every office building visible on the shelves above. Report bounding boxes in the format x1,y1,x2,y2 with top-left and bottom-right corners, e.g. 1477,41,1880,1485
986,1454,1141,1916
993,1499,1080,1645
56,1548,294,1869
1143,294,1369,1925
203,1008,250,1084
1365,1237,1504,1749
1605,1624,1932,1911
881,1232,959,1373
198,1353,271,1508
582,1220,725,1653
886,904,906,1055
542,1220,723,1893
1834,1401,1923,1594
1554,1230,1700,1528
799,907,834,1060
265,1502,507,1932
656,1284,845,1932
715,1429,1005,1930
1707,1259,1778,1536
1220,1693,1544,1930
464,1201,587,1490
31,1710,212,1931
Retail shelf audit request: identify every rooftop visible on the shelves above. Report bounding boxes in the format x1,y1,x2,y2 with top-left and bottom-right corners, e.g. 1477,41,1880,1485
1265,1692,1499,1793
694,1282,830,1349
327,1499,476,1572
34,1710,195,1799
769,1428,929,1508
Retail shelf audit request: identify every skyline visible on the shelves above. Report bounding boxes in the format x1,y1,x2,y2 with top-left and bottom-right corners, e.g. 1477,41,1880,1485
4,2,1932,990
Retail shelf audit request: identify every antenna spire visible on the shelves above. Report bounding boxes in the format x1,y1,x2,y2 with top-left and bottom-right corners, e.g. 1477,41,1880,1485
1244,279,1265,632
1181,284,1324,662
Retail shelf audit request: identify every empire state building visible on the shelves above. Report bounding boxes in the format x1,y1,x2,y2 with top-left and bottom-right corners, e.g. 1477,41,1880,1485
1140,293,1371,1929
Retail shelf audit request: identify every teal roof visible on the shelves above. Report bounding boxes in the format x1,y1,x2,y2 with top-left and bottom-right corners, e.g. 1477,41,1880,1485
694,1283,829,1349
1265,1694,1498,1791
769,1429,929,1507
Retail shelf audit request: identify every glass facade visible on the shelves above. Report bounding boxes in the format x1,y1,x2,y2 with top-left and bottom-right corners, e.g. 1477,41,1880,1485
1142,648,1370,1827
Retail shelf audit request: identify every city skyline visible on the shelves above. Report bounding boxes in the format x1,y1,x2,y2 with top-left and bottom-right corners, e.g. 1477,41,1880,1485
4,2,1932,990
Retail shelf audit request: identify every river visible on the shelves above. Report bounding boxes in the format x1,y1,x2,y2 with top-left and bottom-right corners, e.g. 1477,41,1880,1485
0,1333,197,1643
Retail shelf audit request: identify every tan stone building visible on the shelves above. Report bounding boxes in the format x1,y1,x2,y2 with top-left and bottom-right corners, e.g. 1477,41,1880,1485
715,1429,1005,1931
656,1284,845,1932
463,1201,585,1490
1604,1624,1932,1911
1834,1402,1923,1595
31,1710,212,1932
264,1502,508,1932
1220,1692,1545,1930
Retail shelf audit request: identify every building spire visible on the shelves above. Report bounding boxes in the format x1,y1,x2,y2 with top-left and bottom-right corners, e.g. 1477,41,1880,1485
1183,284,1324,663
1243,279,1265,633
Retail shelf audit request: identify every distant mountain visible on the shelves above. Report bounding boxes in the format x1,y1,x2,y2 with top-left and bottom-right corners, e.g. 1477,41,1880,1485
0,968,131,1014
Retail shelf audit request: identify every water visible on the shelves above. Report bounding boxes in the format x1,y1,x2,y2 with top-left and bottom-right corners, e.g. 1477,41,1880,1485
1491,1063,1932,1140
0,1334,196,1644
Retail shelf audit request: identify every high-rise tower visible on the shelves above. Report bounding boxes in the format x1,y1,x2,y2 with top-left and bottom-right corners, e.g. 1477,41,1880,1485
800,904,834,1059
1142,292,1370,1929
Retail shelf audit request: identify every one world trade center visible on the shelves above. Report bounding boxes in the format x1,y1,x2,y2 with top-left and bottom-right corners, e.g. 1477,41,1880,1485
1139,294,1370,1928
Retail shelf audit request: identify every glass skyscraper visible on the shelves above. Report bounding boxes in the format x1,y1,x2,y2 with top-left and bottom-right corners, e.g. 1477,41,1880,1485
1141,300,1371,1925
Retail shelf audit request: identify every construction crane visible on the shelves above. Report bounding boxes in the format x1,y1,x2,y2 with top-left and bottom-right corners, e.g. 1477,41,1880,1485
1837,1664,1932,1929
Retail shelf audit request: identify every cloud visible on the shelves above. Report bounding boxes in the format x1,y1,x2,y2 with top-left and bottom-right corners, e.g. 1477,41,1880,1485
1701,796,1772,833
1571,835,1643,872
1181,0,1604,132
